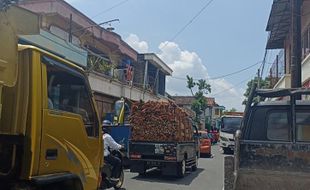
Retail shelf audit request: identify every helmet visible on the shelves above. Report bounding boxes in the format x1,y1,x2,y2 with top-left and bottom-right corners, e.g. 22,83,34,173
102,120,112,127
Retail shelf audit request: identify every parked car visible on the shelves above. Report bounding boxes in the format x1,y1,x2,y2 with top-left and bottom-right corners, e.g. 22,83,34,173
198,131,212,157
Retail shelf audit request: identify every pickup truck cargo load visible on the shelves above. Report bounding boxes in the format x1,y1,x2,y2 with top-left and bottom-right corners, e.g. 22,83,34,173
129,101,199,177
129,101,193,142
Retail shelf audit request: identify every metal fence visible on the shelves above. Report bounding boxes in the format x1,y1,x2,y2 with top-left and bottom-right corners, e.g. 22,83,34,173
269,50,285,88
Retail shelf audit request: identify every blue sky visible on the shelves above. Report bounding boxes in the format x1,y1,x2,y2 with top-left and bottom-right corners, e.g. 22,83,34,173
66,0,274,111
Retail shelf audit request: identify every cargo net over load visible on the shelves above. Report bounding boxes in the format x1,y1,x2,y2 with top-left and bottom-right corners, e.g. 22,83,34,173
129,101,194,142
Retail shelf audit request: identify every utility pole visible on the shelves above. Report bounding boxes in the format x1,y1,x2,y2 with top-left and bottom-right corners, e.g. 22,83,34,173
69,14,73,43
257,68,260,89
276,55,279,79
291,0,302,92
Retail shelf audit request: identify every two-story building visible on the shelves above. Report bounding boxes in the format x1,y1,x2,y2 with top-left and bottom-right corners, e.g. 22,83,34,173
18,0,172,120
267,0,310,89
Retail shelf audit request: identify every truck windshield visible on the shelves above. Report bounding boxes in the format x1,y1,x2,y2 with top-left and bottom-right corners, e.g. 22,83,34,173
114,101,123,117
199,133,212,139
221,117,242,134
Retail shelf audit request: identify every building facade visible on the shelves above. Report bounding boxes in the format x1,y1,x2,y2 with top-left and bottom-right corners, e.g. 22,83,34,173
18,0,172,120
267,0,310,89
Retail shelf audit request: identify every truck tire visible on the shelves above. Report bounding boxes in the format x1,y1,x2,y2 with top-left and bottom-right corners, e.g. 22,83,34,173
223,147,230,154
177,160,186,178
192,156,198,171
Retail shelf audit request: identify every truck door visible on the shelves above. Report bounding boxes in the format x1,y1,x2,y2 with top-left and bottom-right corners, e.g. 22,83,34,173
236,106,310,190
39,56,101,189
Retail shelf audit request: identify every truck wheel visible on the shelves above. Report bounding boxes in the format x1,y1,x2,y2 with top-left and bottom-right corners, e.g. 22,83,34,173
177,160,186,178
223,147,229,154
192,156,198,171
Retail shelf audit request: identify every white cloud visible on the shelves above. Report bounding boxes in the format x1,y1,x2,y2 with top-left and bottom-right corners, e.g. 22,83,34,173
125,34,149,53
208,79,244,110
157,41,244,111
126,34,245,111
64,0,80,3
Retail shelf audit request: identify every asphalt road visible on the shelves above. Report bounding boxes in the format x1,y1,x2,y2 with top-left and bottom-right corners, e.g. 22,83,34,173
122,144,225,190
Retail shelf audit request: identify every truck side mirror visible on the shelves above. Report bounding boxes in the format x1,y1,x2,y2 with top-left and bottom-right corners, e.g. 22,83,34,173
193,125,198,134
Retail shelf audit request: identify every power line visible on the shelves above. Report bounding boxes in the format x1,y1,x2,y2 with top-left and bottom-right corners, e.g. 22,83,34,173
209,61,262,80
160,0,215,50
211,66,261,96
168,61,261,81
210,77,252,96
91,0,129,19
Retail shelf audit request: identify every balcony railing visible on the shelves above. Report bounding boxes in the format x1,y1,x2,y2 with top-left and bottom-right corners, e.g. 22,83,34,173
269,50,285,88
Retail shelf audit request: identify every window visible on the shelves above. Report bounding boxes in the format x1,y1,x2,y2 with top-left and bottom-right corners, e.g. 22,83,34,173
267,111,289,141
296,112,310,142
46,58,98,137
215,109,220,116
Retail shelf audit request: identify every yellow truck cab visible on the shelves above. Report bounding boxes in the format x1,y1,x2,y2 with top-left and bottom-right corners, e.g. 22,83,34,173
0,6,102,190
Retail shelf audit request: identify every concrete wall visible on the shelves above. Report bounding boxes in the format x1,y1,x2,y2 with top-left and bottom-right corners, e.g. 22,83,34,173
18,0,138,61
88,72,160,102
273,74,291,89
302,53,310,83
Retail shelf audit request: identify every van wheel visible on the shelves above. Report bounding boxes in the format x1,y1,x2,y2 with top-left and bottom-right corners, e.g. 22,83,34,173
177,160,186,178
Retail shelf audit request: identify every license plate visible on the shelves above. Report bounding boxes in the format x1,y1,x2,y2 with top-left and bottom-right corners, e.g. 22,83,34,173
147,161,160,166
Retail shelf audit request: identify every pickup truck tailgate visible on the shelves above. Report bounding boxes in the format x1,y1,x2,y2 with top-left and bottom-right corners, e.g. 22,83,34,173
130,143,155,155
129,142,177,160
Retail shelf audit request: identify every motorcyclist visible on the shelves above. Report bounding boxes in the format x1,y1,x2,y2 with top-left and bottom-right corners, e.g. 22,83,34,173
102,127,123,181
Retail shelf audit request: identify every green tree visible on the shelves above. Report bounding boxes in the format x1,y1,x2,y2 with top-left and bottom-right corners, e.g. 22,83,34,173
243,77,270,105
229,108,237,112
223,108,238,115
186,75,195,96
186,75,211,125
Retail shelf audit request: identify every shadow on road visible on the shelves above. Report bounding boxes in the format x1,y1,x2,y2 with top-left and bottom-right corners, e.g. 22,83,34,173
130,168,204,185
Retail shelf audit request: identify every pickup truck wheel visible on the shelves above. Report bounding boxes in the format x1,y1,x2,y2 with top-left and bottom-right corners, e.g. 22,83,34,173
138,171,146,176
192,156,198,171
177,160,186,177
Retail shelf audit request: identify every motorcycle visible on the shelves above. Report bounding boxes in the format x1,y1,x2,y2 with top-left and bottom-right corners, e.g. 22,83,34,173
100,149,125,190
